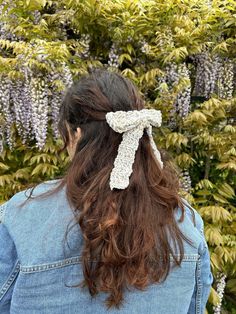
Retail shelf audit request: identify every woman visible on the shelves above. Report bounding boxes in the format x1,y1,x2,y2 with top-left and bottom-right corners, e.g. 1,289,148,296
0,69,213,313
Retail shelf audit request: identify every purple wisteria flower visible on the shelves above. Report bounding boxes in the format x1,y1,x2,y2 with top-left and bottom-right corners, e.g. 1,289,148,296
0,77,14,150
192,52,221,99
108,43,120,68
164,62,191,129
30,77,49,150
217,58,234,99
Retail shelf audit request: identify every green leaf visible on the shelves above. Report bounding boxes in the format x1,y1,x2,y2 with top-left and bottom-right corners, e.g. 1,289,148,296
165,133,188,149
119,53,132,64
212,41,229,53
195,189,212,196
31,164,45,176
0,162,9,171
205,225,224,246
213,194,229,204
174,153,196,167
184,111,208,126
210,252,222,272
199,206,232,223
14,168,31,180
25,0,47,10
195,179,214,190
208,287,220,306
126,43,134,55
163,46,188,63
218,183,235,199
216,161,236,171
0,174,14,187
226,279,236,294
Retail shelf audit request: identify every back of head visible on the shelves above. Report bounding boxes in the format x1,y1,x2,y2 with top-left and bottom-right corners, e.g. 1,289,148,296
58,68,185,308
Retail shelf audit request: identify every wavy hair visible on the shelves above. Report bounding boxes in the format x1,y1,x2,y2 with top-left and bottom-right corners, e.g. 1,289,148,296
26,69,190,308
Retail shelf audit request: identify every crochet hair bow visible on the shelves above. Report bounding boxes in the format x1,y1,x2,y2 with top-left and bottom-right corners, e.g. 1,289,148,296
105,109,163,190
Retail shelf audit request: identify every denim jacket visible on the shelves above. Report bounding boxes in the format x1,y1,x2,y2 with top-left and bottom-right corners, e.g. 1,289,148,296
0,179,213,314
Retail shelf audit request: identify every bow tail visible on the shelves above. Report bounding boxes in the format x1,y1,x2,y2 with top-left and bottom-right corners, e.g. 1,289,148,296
146,126,163,169
109,127,144,190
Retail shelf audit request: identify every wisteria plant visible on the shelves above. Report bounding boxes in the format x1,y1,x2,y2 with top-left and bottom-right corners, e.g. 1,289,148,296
0,0,235,312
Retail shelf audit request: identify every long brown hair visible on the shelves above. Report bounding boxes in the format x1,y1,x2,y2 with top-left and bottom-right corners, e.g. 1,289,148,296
27,69,189,308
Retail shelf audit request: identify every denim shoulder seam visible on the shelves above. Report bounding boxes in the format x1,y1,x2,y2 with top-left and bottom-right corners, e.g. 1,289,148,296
181,198,196,225
181,198,204,236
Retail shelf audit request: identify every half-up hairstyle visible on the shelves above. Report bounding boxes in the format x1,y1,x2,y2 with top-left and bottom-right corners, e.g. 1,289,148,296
30,68,190,308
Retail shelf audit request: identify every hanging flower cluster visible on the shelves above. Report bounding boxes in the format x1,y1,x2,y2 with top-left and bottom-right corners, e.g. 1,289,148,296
74,34,91,60
47,62,73,139
180,170,192,193
0,62,73,151
163,62,191,129
0,0,75,151
0,1,23,42
175,63,191,118
11,76,33,144
213,273,227,314
139,39,151,54
217,58,234,99
108,43,120,68
30,78,49,149
32,10,41,25
191,52,236,99
192,52,221,98
0,77,13,149
0,2,15,41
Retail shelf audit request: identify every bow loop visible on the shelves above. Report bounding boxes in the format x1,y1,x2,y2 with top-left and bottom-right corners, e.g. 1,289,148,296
106,109,162,133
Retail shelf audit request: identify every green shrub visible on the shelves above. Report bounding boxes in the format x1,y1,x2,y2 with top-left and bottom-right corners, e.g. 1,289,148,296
0,0,235,312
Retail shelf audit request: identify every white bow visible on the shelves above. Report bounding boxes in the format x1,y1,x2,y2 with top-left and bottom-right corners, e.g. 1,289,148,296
105,109,163,190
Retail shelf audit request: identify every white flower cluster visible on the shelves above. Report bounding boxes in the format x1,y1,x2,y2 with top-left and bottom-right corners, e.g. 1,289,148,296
234,62,236,93
30,78,49,150
0,77,14,149
0,62,73,151
0,1,22,41
213,272,227,314
108,43,120,68
47,63,73,139
193,52,235,100
139,39,151,54
32,10,41,25
192,52,221,98
217,58,234,99
0,2,76,150
11,78,32,144
175,63,191,118
0,124,3,152
75,34,91,60
106,109,163,190
180,170,192,193
61,63,73,89
165,62,180,87
163,62,191,129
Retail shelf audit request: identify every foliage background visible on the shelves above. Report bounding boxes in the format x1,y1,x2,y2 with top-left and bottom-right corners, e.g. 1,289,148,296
0,0,235,313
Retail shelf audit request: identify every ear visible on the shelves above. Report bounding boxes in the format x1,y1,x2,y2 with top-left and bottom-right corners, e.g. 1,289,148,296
75,127,81,140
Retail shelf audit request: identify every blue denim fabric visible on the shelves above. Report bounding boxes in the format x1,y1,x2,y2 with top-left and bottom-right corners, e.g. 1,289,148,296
0,179,213,314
